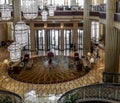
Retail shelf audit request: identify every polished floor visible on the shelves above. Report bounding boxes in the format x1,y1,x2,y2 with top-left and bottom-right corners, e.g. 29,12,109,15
0,47,104,103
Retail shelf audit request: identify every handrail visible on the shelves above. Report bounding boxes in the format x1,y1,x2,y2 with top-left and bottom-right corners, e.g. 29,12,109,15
58,83,120,103
103,72,120,83
0,89,22,103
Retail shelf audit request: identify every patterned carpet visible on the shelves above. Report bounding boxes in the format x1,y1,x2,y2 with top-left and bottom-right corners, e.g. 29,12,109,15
0,47,104,102
8,56,88,84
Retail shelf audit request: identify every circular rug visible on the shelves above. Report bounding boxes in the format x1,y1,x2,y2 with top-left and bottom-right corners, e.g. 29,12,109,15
8,56,88,84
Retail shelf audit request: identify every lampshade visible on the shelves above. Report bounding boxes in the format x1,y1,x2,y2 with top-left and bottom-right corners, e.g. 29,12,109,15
41,10,48,21
90,58,94,63
3,59,9,64
8,42,21,62
12,21,30,47
48,5,55,16
87,52,91,56
22,0,38,19
0,4,12,20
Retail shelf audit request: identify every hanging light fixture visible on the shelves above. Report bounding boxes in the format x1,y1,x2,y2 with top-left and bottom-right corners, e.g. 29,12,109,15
22,0,38,19
8,42,21,62
0,1,12,20
8,0,30,62
48,4,55,16
41,0,48,21
12,21,30,47
41,9,48,21
11,0,30,47
90,57,94,63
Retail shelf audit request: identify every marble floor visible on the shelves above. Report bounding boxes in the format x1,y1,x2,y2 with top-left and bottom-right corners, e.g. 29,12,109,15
0,47,105,103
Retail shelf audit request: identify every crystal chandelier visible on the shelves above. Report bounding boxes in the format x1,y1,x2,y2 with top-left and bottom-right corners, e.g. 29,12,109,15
48,4,55,16
0,3,12,20
41,9,48,21
22,0,38,19
8,42,21,62
12,21,30,47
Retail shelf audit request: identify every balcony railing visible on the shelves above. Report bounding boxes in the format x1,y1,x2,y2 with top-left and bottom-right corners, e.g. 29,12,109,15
58,83,120,103
0,89,22,103
103,72,120,83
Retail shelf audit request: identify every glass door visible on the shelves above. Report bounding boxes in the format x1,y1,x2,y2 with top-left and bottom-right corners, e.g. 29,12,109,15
35,30,45,50
78,29,83,50
47,29,61,50
64,30,73,50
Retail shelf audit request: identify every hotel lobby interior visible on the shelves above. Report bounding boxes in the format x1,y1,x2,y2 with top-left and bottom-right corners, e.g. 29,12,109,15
0,0,120,103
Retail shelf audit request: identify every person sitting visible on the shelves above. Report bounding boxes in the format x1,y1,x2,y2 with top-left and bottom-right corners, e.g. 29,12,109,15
76,60,83,72
74,52,79,61
85,66,91,73
23,54,29,63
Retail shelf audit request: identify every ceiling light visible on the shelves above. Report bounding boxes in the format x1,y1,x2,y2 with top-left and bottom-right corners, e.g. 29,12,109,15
8,42,21,62
22,0,38,19
0,4,12,20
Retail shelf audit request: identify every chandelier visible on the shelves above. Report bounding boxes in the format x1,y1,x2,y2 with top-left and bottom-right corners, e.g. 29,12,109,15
48,4,55,16
41,9,48,21
8,42,21,62
8,0,30,62
0,3,12,20
22,0,38,19
9,21,29,62
13,21,30,47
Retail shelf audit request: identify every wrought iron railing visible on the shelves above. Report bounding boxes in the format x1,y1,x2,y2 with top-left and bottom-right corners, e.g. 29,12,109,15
58,83,120,103
103,72,120,83
0,89,22,103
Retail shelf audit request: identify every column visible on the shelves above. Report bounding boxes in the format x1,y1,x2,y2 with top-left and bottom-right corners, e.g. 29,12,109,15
61,23,64,51
73,22,78,51
103,0,120,83
0,23,8,42
44,23,48,51
13,0,21,24
118,30,120,72
99,23,105,43
30,22,35,56
83,0,91,55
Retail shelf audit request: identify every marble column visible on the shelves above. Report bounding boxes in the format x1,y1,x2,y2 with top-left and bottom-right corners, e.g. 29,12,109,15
73,22,78,51
61,23,64,51
83,0,91,56
13,0,21,25
12,0,21,41
103,0,120,83
30,22,35,56
44,23,48,51
99,23,105,42
99,23,102,38
0,23,8,42
118,30,120,72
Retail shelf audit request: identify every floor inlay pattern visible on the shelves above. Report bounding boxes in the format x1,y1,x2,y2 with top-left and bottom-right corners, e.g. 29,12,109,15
8,56,88,84
0,47,104,102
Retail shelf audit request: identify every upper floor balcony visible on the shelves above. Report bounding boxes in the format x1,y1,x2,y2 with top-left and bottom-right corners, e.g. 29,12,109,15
0,3,120,23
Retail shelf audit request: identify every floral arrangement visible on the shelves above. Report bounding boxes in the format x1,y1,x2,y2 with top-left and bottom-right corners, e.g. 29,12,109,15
47,51,54,58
